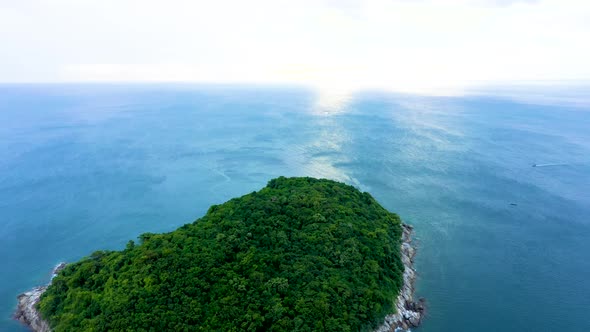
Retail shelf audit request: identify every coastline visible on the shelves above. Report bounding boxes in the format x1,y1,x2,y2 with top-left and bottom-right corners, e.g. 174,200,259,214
14,263,66,332
375,224,425,331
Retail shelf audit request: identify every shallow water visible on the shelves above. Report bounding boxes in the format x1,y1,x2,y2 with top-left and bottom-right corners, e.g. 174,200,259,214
1,84,589,331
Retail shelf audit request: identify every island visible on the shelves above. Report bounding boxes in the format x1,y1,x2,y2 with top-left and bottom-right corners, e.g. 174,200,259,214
16,177,423,331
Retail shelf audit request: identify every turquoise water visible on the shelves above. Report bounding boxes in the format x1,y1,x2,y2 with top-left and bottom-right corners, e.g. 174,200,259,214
1,84,589,331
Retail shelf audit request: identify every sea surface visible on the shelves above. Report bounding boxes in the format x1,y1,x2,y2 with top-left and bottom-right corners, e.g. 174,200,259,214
1,84,589,331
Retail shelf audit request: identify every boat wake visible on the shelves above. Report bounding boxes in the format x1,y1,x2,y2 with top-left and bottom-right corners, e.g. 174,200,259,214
532,163,568,167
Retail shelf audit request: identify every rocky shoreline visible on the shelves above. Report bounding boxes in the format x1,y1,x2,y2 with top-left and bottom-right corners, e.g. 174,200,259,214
375,224,425,331
14,262,67,332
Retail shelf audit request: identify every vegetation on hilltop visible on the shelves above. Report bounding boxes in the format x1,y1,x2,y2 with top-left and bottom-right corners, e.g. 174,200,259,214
38,177,404,332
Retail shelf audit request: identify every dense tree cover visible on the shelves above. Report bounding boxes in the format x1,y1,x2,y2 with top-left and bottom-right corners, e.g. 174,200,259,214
38,177,404,332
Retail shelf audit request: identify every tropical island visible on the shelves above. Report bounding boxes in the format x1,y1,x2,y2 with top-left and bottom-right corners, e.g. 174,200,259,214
16,177,423,331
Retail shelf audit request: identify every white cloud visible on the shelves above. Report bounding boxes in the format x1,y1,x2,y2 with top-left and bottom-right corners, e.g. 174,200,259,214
1,0,589,93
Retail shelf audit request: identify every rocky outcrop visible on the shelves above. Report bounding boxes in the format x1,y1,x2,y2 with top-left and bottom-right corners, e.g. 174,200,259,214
14,262,67,332
375,224,425,332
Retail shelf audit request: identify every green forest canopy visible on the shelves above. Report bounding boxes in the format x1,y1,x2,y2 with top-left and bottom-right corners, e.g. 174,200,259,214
38,177,404,332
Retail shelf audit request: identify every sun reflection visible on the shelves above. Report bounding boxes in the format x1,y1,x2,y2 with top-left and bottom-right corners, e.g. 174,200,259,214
310,87,355,116
290,86,361,187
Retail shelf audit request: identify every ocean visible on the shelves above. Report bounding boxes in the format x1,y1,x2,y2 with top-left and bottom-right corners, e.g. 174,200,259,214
1,84,589,331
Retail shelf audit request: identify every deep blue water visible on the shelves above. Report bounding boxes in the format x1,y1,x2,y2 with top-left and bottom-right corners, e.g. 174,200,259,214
1,84,589,331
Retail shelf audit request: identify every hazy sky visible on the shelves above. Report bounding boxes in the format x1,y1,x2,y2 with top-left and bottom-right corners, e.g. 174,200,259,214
1,0,589,92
